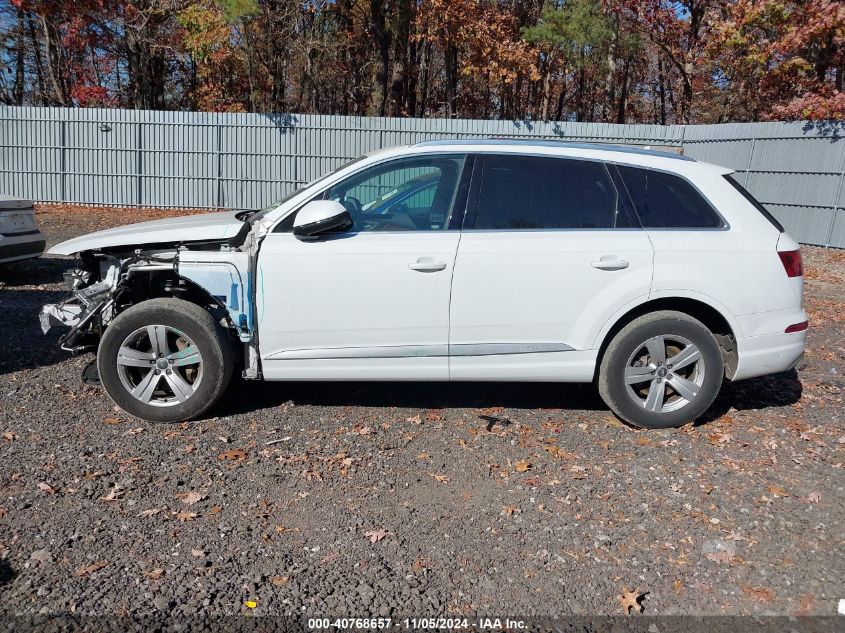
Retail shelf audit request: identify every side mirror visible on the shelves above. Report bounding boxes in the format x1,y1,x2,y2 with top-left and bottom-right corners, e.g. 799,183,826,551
293,200,352,240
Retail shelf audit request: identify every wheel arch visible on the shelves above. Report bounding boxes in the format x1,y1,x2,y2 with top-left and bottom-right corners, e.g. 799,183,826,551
592,294,739,381
118,268,240,337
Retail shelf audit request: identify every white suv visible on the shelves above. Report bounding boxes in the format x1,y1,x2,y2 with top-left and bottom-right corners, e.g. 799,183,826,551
41,140,807,428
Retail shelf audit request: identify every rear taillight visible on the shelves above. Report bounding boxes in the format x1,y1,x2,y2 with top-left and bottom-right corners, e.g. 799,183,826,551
778,249,803,277
785,320,808,333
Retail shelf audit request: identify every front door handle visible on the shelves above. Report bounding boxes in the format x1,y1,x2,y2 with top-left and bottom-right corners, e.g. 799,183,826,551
409,257,447,272
591,256,630,271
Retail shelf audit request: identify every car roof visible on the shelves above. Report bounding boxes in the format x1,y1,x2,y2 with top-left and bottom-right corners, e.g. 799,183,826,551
393,138,732,176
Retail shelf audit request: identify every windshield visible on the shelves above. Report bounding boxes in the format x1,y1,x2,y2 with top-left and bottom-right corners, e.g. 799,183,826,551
246,155,367,223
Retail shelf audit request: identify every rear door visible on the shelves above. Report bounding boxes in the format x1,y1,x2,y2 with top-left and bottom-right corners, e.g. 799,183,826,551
449,154,654,381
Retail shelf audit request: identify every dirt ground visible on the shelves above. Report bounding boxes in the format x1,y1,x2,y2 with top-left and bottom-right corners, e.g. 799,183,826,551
0,205,843,623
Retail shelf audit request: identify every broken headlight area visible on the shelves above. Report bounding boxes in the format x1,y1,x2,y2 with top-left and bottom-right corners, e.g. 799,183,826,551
40,257,122,352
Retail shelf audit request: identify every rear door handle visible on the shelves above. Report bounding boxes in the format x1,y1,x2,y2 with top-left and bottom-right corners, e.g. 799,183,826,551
591,256,629,271
409,257,447,272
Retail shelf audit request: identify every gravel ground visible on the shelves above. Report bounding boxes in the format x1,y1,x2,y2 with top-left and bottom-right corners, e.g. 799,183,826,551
0,205,843,621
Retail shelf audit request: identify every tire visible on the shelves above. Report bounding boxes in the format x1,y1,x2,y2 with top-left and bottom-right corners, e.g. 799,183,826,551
97,298,234,423
597,310,723,429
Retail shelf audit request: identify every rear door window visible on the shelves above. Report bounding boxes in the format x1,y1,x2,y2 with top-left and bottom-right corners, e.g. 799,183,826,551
617,165,724,229
470,155,630,230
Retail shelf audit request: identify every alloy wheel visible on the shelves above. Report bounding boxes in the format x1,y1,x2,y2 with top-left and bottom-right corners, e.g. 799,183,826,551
115,325,204,407
623,334,705,414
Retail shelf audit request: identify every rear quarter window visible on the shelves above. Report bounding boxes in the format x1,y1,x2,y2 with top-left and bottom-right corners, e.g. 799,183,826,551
617,165,724,229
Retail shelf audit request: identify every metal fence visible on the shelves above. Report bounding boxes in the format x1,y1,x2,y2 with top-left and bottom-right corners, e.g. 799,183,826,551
1,106,844,247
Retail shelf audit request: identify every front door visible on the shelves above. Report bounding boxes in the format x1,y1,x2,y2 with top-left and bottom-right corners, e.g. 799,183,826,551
449,153,655,381
258,154,468,380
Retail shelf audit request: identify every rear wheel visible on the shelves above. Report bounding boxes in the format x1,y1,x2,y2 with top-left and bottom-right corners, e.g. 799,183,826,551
597,311,723,429
98,298,233,423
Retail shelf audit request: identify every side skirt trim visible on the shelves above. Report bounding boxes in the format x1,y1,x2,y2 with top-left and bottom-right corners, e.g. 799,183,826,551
265,342,573,360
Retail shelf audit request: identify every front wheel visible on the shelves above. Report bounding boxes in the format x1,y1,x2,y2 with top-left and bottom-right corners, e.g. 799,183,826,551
597,310,724,429
98,298,234,423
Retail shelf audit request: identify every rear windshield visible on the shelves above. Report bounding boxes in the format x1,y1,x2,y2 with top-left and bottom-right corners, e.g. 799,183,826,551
723,174,784,232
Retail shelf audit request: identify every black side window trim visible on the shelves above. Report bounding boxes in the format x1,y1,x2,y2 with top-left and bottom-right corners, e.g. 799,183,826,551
723,174,783,232
607,164,643,229
461,154,482,230
448,154,476,231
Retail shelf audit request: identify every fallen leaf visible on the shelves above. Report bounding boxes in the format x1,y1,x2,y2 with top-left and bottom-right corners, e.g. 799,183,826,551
103,417,120,425
416,452,429,460
431,474,450,484
797,594,816,615
144,569,164,580
352,425,373,436
175,511,198,522
176,492,205,505
191,549,206,558
704,551,734,564
75,560,108,577
2,431,15,441
410,559,427,572
673,579,683,595
270,575,289,586
99,486,125,502
515,461,531,473
364,529,391,543
502,505,519,516
742,585,774,603
618,588,644,614
767,484,789,498
244,600,258,609
37,482,56,494
207,506,222,515
804,491,821,503
218,448,247,462
406,414,422,424
138,508,161,517
123,427,144,436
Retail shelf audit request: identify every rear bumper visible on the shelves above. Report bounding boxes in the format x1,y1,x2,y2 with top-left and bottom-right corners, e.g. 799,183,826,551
0,232,46,263
732,309,808,380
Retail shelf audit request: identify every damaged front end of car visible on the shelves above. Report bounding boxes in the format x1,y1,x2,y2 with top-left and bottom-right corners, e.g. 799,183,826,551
41,241,261,378
40,253,124,353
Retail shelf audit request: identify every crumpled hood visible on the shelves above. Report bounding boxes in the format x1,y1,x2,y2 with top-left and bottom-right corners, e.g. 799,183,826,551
48,211,243,256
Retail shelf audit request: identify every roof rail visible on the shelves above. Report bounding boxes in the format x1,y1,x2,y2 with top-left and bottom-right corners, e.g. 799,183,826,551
412,138,693,161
